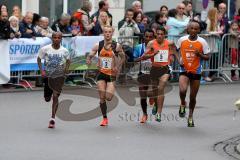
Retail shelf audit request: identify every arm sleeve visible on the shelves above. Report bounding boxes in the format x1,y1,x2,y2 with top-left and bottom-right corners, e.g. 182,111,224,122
202,39,210,55
119,22,128,35
133,23,140,34
81,15,94,32
168,17,190,28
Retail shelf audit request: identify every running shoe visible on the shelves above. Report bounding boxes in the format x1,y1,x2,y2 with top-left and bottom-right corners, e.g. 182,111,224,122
179,105,186,118
48,119,55,129
187,117,195,127
140,114,148,123
152,104,158,115
155,113,161,122
100,118,108,126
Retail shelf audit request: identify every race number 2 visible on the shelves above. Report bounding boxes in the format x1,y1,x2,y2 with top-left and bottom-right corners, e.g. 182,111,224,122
101,57,112,69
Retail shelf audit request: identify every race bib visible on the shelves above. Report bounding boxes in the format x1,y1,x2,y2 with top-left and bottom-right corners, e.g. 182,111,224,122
101,57,112,69
154,50,169,63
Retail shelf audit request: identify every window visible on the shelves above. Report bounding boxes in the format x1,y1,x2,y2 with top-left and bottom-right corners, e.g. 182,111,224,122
68,0,84,15
0,0,22,13
39,0,63,24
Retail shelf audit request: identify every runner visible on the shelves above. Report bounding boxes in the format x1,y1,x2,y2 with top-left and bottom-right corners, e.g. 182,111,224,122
177,20,210,127
134,29,155,123
37,32,71,128
86,25,125,126
136,26,178,122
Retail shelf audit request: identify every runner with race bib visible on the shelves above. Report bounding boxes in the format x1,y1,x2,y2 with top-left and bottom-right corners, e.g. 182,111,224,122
136,26,178,123
87,25,125,126
176,20,210,127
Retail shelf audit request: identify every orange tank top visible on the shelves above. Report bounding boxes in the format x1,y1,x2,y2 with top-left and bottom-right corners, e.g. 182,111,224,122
150,39,172,67
99,47,115,76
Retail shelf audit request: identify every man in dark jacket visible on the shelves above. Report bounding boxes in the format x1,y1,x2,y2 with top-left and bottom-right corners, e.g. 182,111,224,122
0,11,10,39
91,0,112,25
51,13,71,34
218,3,230,34
19,12,42,38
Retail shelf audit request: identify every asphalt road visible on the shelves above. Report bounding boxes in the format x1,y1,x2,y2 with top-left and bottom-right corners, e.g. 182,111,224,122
0,83,240,160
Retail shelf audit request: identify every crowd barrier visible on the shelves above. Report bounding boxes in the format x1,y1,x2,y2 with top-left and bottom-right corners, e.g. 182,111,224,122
220,34,240,82
1,33,239,90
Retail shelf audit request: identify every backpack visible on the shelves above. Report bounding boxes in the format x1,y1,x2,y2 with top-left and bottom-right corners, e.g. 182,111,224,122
98,40,118,57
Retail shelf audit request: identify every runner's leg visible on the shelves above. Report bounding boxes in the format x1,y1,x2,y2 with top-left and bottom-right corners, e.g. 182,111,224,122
179,75,189,106
189,79,200,118
156,74,170,114
97,80,107,118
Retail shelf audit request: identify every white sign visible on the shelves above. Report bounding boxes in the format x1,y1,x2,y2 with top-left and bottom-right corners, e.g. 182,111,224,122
0,40,10,84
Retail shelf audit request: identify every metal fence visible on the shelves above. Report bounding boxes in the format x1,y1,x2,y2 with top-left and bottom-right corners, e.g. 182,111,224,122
5,34,240,90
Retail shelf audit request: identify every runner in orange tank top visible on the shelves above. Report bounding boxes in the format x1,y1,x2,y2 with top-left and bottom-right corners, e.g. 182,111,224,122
87,26,125,126
136,26,179,123
176,20,210,127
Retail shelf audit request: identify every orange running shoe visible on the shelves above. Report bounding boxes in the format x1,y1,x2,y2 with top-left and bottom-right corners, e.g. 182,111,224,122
100,118,108,126
149,98,155,106
140,115,148,123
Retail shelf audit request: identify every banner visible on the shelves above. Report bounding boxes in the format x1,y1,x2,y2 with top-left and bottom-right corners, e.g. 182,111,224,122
8,36,104,71
9,37,52,71
63,36,103,70
0,40,10,84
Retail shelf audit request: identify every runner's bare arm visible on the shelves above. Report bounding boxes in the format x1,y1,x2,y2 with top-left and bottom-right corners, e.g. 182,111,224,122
194,47,210,60
135,41,156,62
168,41,180,64
87,43,99,65
116,43,125,65
37,57,42,72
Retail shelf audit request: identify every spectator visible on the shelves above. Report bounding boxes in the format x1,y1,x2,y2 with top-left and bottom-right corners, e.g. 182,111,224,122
0,4,7,13
160,5,168,16
91,0,112,26
182,0,194,19
19,12,42,38
118,12,127,30
32,13,42,35
68,17,81,36
132,1,142,13
12,5,23,20
9,16,21,38
141,15,150,29
206,8,223,35
234,8,240,28
176,3,188,21
0,11,10,39
229,21,240,81
38,17,54,38
218,3,229,34
119,8,140,62
149,12,168,34
193,13,207,33
204,8,223,82
51,13,71,34
72,1,95,35
133,11,145,33
166,9,189,38
91,11,110,36
160,5,168,23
